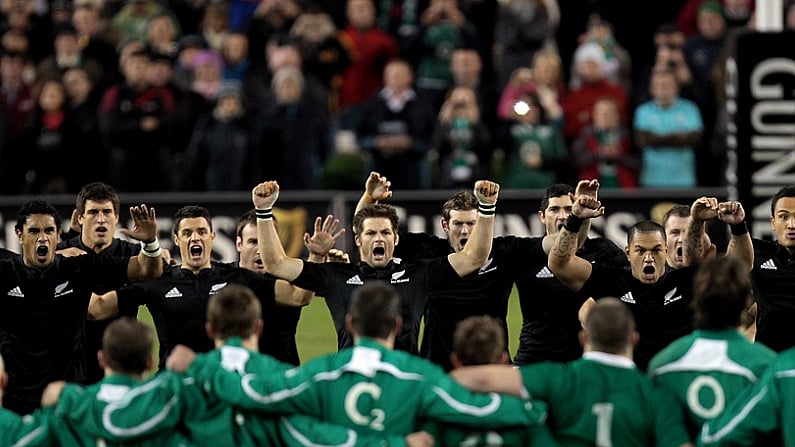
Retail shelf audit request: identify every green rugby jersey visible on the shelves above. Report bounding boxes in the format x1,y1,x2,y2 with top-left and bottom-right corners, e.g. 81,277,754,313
699,347,795,446
520,352,691,447
648,329,776,437
191,337,545,435
0,407,53,446
55,348,401,447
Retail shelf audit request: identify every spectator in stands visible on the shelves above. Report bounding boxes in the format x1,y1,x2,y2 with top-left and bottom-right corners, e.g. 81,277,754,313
62,66,106,185
145,13,179,58
356,59,435,189
0,47,33,193
220,31,251,82
110,0,179,43
19,78,73,193
37,23,103,83
173,34,206,91
199,2,230,52
493,0,554,89
98,47,176,191
336,0,399,128
570,16,632,92
288,8,351,111
245,0,302,63
407,0,479,114
449,47,498,131
0,0,52,63
634,67,703,188
185,80,258,191
432,85,493,188
498,89,567,189
562,41,629,145
571,97,638,189
71,0,120,85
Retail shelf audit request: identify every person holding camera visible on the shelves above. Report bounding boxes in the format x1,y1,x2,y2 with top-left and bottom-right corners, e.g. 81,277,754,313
431,85,492,188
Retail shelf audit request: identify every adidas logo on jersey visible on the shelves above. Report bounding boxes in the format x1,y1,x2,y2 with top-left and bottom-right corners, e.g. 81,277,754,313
478,258,497,275
346,275,364,285
620,292,635,304
54,281,73,298
7,286,23,297
209,282,228,295
165,287,183,298
391,270,410,284
536,267,554,279
761,259,777,270
663,287,683,305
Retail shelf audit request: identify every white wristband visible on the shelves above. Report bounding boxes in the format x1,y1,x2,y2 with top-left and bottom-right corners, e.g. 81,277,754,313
478,202,496,218
141,240,162,258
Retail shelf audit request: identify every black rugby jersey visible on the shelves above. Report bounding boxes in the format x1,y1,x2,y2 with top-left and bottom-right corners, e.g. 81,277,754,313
291,257,459,354
751,238,795,352
58,235,141,384
514,237,627,365
0,254,129,414
581,264,697,371
116,262,280,368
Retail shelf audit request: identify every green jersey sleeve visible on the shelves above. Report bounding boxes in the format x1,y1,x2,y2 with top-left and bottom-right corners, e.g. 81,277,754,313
277,414,406,447
0,408,53,447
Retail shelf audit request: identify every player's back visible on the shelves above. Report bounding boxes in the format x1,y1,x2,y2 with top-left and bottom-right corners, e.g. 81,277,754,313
521,354,689,447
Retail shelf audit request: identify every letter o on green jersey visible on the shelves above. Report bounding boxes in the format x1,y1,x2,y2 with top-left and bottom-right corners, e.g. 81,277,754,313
687,375,725,419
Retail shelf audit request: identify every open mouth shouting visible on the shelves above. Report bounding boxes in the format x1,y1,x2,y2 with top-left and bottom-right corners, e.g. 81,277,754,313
36,245,49,262
189,244,203,261
372,246,386,261
642,265,656,281
95,225,109,237
459,237,469,249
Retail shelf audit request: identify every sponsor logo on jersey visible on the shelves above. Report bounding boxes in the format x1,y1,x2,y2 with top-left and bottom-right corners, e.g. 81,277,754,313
54,281,74,298
209,282,228,295
478,258,497,275
663,287,683,305
535,267,554,278
391,270,410,284
346,275,364,285
7,286,24,298
619,292,635,304
761,259,777,270
165,287,183,298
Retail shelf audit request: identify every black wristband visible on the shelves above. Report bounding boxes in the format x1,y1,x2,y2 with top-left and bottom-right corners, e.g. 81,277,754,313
563,215,584,233
477,202,496,218
255,207,273,221
730,221,749,236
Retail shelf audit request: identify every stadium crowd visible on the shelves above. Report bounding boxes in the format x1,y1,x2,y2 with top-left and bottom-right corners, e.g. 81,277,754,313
4,0,795,445
0,0,789,193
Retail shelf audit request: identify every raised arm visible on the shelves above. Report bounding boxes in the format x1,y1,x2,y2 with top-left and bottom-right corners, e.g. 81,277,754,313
119,204,164,282
718,200,753,272
253,181,304,282
274,215,344,306
548,194,605,291
541,179,600,254
354,171,393,215
683,197,719,267
448,180,499,276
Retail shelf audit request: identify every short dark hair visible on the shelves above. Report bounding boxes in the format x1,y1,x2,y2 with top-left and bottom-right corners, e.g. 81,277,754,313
662,204,689,229
75,182,120,215
453,316,505,366
627,220,666,247
15,200,61,233
692,256,751,330
584,298,635,354
207,284,261,340
173,205,212,235
540,184,574,213
349,281,401,339
771,185,795,216
442,191,477,222
102,317,154,375
236,209,278,239
352,204,398,235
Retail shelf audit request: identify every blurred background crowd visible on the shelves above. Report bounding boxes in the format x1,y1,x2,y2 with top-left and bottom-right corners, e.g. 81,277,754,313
0,0,788,194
